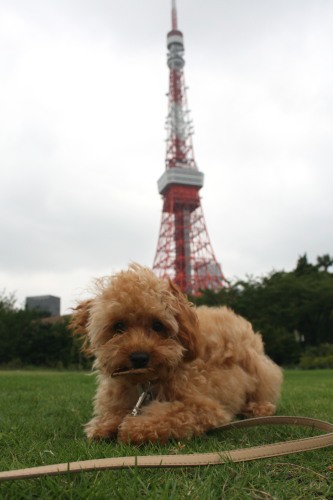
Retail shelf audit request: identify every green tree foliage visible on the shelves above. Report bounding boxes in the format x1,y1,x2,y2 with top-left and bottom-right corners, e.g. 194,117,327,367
0,292,90,369
193,254,333,365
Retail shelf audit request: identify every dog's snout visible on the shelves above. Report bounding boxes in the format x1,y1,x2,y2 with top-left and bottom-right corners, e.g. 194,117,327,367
130,352,150,369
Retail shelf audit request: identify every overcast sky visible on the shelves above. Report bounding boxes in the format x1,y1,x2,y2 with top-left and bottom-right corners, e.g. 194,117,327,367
1,0,332,314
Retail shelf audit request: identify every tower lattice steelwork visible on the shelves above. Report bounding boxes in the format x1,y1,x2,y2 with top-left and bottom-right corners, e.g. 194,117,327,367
153,0,226,294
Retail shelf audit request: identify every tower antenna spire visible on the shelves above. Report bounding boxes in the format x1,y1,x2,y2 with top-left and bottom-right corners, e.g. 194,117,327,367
171,0,178,30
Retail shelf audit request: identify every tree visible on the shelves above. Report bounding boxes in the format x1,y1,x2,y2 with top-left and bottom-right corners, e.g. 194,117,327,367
316,254,333,272
294,254,317,276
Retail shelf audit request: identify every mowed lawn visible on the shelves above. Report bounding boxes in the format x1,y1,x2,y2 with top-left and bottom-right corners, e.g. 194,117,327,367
0,370,332,499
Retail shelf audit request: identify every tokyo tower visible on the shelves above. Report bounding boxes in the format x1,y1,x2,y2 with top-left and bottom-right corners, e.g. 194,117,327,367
153,0,226,294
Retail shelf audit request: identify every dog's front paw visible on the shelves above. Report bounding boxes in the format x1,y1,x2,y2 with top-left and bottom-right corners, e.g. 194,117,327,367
118,415,167,444
242,401,276,418
85,416,123,440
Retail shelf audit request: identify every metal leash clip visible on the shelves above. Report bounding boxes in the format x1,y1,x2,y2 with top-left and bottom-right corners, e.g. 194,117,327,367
131,383,153,417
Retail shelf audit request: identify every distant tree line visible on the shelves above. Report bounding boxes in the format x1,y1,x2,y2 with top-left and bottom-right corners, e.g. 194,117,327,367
0,254,332,368
0,294,89,369
192,254,333,367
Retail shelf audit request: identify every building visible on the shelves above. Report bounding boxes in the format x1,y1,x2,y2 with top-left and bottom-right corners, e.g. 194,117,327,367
25,295,61,317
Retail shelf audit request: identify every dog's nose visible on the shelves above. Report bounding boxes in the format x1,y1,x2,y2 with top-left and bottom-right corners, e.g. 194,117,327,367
130,352,150,369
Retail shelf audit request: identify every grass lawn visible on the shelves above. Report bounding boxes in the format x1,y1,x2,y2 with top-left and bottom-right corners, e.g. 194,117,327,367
0,369,332,499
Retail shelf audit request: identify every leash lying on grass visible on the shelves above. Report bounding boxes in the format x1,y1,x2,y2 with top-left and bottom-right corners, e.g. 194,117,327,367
1,416,332,482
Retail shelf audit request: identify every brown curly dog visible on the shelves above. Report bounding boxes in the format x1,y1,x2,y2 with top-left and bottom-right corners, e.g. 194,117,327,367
70,264,283,444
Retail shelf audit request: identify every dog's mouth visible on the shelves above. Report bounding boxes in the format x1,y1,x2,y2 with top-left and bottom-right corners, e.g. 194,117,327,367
111,367,155,378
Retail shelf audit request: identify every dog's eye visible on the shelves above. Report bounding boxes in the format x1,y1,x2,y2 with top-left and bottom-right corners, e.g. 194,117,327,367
113,322,126,334
151,320,165,334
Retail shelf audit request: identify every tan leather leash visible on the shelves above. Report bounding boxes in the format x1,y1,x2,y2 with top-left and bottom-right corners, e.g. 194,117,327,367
0,416,332,482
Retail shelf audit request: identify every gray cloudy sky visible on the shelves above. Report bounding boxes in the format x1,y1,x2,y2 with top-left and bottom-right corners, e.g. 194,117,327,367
1,0,332,314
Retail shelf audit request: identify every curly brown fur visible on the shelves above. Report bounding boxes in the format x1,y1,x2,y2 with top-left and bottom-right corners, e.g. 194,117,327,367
70,264,283,444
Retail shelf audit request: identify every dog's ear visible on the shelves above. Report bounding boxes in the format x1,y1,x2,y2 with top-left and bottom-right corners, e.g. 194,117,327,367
168,280,198,362
69,299,93,355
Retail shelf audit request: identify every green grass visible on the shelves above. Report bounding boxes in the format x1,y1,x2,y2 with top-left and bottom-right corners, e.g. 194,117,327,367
0,370,332,499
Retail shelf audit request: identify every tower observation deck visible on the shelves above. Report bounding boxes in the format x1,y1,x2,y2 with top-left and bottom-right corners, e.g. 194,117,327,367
153,0,226,294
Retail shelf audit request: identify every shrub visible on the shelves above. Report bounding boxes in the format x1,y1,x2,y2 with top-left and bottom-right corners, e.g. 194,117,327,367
299,344,333,369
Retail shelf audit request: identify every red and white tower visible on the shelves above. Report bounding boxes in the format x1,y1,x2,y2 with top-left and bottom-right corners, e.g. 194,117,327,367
153,0,226,294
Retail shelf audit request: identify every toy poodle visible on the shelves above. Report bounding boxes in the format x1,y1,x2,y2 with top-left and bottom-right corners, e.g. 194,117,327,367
70,264,283,444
